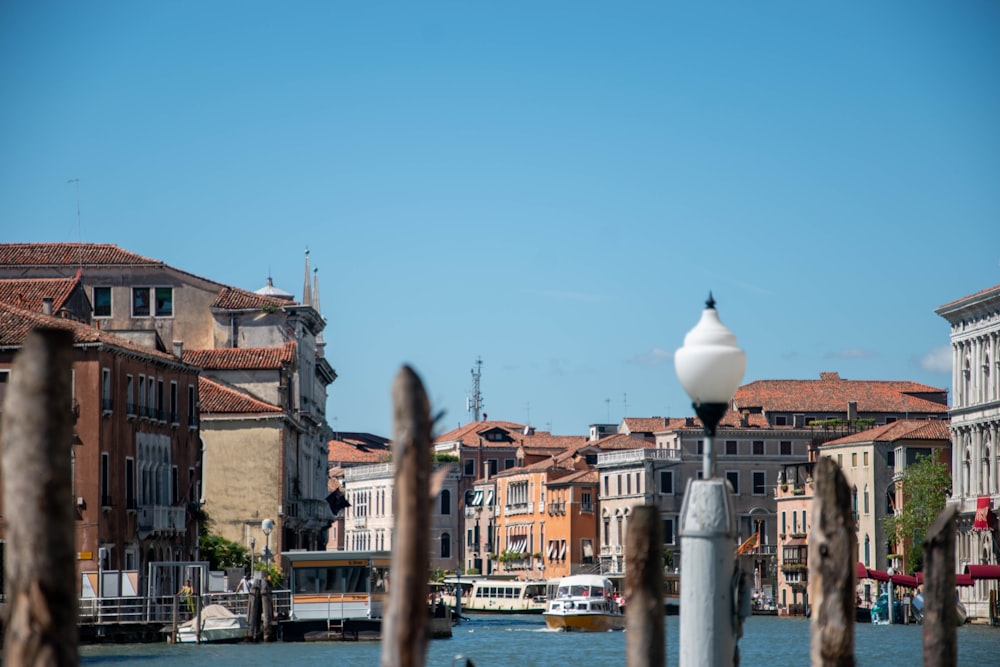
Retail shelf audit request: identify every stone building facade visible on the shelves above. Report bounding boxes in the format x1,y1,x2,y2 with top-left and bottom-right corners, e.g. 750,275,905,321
936,283,1000,619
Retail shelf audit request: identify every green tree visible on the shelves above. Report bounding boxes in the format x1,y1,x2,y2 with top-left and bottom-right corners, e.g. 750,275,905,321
199,534,250,571
882,453,950,573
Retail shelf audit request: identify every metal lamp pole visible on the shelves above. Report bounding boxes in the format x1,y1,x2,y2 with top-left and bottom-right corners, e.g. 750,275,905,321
675,294,747,667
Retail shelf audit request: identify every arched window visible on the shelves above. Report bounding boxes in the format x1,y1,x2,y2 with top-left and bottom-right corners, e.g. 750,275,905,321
441,533,451,558
440,489,451,515
863,485,870,515
852,486,858,515
864,535,871,567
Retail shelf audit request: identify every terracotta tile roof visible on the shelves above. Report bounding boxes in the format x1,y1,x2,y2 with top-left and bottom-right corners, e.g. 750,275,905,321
183,343,296,370
592,433,656,450
621,417,670,434
822,419,950,447
936,284,1000,312
199,376,282,415
327,435,392,466
549,469,598,485
435,420,529,444
0,243,160,266
734,372,948,414
0,277,79,313
0,302,186,365
213,285,296,310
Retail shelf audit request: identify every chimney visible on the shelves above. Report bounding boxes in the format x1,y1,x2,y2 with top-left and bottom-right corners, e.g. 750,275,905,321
483,462,490,482
42,297,53,316
173,340,184,359
847,401,858,421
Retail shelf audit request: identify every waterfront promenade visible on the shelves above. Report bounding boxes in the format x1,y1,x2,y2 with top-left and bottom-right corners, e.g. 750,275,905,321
80,614,998,667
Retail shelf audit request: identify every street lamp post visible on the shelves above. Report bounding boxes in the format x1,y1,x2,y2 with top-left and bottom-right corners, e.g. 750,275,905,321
261,519,274,578
675,294,747,667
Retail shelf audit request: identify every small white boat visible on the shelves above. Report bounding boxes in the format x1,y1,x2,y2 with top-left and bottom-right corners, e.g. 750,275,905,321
176,604,248,643
543,574,624,632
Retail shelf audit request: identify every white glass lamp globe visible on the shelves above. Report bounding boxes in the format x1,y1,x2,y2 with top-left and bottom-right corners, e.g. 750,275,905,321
261,518,274,535
674,295,747,405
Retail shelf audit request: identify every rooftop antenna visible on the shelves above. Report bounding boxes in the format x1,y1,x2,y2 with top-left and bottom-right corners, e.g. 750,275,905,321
605,398,611,423
468,357,484,421
67,178,81,268
623,392,628,419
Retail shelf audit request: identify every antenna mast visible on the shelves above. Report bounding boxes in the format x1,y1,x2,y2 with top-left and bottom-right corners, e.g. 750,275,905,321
468,357,484,421
67,178,81,267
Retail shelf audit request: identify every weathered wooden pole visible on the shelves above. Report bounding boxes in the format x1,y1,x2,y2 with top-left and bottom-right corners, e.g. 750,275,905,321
380,366,433,667
921,505,957,667
247,580,262,642
808,457,856,667
262,576,274,642
1,329,78,667
626,506,665,667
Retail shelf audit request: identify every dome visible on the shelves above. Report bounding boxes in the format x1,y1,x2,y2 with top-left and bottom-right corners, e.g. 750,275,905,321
255,276,294,300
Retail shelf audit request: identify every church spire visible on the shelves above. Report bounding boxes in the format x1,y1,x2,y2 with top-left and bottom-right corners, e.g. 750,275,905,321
313,266,326,354
302,247,313,306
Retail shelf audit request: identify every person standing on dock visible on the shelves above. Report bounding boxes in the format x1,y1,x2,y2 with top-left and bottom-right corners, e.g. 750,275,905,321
236,574,251,593
178,579,195,615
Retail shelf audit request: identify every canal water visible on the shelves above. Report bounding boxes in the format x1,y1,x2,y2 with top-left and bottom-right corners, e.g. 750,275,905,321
81,614,997,666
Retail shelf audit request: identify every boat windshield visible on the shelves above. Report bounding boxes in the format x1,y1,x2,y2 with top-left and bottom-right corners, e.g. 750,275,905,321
559,584,605,598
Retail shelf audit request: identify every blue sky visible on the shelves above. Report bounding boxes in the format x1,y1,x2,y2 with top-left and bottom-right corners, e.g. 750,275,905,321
2,2,998,438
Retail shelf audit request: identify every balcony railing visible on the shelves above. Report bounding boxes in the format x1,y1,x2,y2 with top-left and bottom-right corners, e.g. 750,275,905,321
137,505,186,534
101,398,113,412
353,515,367,528
503,501,533,516
126,403,136,417
345,462,394,482
547,501,566,515
597,448,681,466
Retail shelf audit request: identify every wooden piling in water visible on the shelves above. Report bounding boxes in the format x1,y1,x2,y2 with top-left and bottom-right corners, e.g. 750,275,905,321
625,505,664,667
247,581,262,642
380,366,433,667
921,505,957,667
262,577,275,642
808,457,856,667
0,329,78,667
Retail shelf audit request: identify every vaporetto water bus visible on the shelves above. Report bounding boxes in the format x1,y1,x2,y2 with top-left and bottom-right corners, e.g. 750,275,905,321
439,575,549,613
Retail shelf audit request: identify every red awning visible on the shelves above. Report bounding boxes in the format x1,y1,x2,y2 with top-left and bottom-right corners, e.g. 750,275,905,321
891,574,919,588
965,564,1000,580
913,571,976,587
973,496,995,530
956,574,975,587
856,562,868,580
865,568,890,582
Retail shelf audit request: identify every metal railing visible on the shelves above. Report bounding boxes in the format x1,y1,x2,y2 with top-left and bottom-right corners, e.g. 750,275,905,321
597,448,681,466
77,590,292,624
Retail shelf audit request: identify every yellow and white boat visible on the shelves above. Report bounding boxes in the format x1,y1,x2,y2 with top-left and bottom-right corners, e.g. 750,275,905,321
542,574,624,632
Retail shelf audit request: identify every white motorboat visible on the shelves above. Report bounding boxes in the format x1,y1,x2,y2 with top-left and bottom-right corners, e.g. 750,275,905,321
542,574,624,632
176,604,248,643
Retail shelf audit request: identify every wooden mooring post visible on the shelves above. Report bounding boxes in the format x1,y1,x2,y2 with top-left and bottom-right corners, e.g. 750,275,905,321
808,456,857,667
921,505,957,667
1,329,78,667
380,366,433,667
625,506,664,667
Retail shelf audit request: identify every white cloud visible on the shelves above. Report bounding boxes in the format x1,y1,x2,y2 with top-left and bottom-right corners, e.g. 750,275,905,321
634,347,671,368
919,346,952,374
